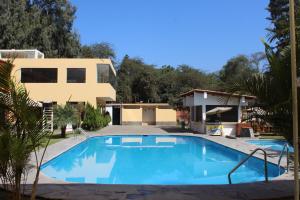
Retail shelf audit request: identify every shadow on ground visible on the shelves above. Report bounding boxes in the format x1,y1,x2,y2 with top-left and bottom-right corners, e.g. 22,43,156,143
157,126,198,134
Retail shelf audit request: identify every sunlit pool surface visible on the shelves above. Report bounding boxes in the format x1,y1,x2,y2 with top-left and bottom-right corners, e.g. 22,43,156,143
247,139,294,153
41,135,284,184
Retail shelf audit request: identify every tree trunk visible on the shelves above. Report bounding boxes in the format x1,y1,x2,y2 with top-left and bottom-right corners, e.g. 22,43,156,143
61,126,66,138
14,171,22,200
30,168,40,200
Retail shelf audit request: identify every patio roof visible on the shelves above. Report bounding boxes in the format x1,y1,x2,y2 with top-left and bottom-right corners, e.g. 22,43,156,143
180,89,256,99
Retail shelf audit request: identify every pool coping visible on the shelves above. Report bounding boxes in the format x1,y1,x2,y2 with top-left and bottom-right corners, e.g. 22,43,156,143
22,132,295,199
30,133,293,184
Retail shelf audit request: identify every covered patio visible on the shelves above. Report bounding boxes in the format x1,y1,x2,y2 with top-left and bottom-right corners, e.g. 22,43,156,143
181,89,256,136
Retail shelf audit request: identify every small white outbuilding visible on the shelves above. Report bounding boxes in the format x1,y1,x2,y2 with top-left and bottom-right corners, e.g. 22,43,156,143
181,89,256,137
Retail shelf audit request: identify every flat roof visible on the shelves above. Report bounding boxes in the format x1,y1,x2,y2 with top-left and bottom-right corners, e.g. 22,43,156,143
107,103,172,107
0,49,44,59
180,89,256,99
12,57,116,75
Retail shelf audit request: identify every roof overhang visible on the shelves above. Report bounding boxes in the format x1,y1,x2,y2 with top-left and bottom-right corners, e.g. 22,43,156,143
180,89,256,99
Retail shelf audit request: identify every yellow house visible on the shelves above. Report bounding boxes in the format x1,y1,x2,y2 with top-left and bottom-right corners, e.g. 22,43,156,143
1,49,116,107
106,103,177,126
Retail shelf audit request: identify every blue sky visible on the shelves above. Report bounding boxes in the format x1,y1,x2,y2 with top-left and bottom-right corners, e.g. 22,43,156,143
71,0,270,72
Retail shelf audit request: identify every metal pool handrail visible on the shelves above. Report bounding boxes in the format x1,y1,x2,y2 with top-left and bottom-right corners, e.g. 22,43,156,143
228,148,268,184
278,143,289,174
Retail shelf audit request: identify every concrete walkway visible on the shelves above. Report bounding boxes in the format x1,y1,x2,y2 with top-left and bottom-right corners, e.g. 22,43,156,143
22,125,294,200
94,125,191,134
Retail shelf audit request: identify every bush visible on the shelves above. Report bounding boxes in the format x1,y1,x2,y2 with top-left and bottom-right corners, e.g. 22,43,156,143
81,103,111,131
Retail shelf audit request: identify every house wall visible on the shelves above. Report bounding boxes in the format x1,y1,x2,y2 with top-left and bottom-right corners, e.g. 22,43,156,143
155,107,177,125
194,92,241,106
191,121,204,132
118,104,177,126
12,58,116,107
121,107,142,125
222,123,237,137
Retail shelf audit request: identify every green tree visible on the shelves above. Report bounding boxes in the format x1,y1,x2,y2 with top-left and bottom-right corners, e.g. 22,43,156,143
0,0,81,57
116,56,220,106
267,0,300,51
230,43,293,141
80,42,116,60
117,56,159,103
0,0,30,49
157,65,178,104
0,60,51,200
230,1,300,142
116,55,133,102
54,104,79,138
132,69,160,103
219,55,259,86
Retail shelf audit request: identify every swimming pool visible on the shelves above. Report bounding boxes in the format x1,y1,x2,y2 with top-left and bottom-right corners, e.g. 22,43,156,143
247,139,294,152
41,135,284,184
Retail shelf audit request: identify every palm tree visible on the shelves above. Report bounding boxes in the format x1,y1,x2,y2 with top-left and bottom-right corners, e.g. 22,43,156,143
227,42,296,143
54,104,79,138
0,59,51,200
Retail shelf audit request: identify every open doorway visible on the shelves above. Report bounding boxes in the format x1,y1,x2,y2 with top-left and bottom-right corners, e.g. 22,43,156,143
112,107,121,125
142,107,156,125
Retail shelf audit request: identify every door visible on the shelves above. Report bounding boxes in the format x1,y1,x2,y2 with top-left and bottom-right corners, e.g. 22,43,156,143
142,107,156,125
112,107,120,125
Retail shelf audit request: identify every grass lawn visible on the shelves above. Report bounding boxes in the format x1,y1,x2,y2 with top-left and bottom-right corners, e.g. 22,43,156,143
259,135,286,140
41,130,79,147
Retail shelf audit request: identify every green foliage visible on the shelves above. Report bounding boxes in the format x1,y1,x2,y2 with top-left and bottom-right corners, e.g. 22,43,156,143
267,0,300,51
219,55,260,86
81,103,110,131
228,43,294,142
54,104,79,138
229,0,300,142
0,0,81,57
116,56,221,106
0,60,51,200
80,42,116,61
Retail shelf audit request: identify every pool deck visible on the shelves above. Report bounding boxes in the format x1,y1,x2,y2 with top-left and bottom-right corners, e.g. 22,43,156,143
21,125,295,199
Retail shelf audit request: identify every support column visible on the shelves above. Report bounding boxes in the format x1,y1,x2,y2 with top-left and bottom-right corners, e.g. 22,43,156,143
202,105,206,134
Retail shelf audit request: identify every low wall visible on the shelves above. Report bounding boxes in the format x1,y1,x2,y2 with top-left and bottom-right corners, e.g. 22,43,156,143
221,123,237,136
191,121,205,133
155,107,176,125
121,107,142,125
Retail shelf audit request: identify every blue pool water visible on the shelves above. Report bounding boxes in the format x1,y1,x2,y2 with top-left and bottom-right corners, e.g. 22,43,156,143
247,139,294,152
41,135,284,185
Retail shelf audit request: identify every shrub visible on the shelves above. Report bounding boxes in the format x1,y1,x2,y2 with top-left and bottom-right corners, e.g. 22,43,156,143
81,104,112,131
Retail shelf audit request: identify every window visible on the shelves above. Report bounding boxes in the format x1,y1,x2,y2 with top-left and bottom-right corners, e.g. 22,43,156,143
97,64,116,87
67,68,86,83
195,106,202,122
21,68,57,83
205,105,238,122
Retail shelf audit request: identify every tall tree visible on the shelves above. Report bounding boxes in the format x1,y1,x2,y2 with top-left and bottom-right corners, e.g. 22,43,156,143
116,56,219,106
219,55,259,86
0,0,81,57
116,55,159,103
230,1,300,142
267,0,300,51
0,0,31,49
80,42,116,60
